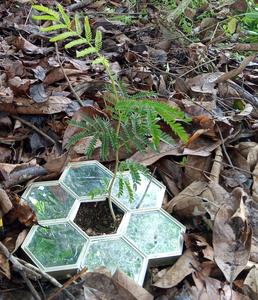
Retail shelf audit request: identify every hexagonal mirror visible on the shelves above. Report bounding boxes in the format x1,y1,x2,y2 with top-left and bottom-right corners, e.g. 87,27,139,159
60,161,113,201
81,236,147,285
111,172,165,211
22,222,88,275
22,181,76,222
124,209,185,261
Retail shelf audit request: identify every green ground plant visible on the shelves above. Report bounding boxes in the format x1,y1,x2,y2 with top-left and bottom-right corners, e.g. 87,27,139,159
32,4,190,221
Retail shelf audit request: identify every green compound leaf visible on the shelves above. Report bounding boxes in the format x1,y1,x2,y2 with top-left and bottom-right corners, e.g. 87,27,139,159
76,47,97,58
75,13,82,35
49,31,77,42
32,5,60,20
95,30,102,51
32,15,59,21
92,56,109,67
65,38,87,49
84,16,92,43
57,3,71,28
40,24,67,32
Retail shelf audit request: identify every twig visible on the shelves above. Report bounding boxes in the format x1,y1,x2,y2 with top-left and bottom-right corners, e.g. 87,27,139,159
136,167,157,209
12,116,57,145
178,57,217,78
47,267,87,300
54,43,84,107
0,241,41,300
215,123,234,169
68,0,93,11
209,146,222,183
18,258,75,300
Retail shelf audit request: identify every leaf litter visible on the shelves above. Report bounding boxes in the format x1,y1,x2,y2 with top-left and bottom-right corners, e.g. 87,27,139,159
0,0,257,299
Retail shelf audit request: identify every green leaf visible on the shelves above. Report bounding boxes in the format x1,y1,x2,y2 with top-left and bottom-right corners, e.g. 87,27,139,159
75,13,82,35
76,47,97,58
95,30,102,51
92,56,109,67
40,24,67,32
57,3,71,28
32,15,59,21
65,38,87,49
49,31,77,42
32,5,60,20
84,16,92,43
227,17,238,34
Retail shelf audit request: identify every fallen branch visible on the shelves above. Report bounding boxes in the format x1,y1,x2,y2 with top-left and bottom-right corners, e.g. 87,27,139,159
0,241,41,300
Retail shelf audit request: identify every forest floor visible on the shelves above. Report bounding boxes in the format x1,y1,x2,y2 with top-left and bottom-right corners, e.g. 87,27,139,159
0,0,258,299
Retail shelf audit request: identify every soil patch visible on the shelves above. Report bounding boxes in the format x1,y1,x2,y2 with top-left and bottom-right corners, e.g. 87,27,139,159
74,201,124,236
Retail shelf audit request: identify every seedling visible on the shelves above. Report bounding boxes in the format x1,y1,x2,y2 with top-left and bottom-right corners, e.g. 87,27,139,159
32,4,190,220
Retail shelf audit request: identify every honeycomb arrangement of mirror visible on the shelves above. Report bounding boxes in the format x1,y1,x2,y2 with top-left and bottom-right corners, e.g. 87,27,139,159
22,161,185,285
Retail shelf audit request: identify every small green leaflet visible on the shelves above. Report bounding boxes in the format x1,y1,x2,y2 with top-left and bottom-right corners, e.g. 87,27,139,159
84,16,92,43
75,14,82,35
95,30,102,51
57,3,71,28
65,38,87,49
40,24,67,32
32,5,60,20
49,31,77,42
32,15,59,21
76,47,97,58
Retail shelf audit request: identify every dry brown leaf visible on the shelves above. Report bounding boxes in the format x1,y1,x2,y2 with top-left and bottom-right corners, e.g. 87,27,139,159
0,253,10,279
130,140,221,166
213,197,252,283
0,188,13,218
0,95,71,115
244,266,258,300
113,270,153,300
153,249,201,288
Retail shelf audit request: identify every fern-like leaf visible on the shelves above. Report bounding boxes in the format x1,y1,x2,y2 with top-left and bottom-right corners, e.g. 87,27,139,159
49,31,77,42
40,24,67,32
85,133,99,158
57,3,71,28
76,47,97,58
65,38,87,49
32,5,60,20
75,13,82,35
32,15,59,21
124,178,134,203
95,30,102,51
84,16,92,43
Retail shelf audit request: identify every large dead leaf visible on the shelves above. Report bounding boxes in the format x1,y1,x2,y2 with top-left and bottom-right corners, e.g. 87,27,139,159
153,249,201,288
244,266,258,300
213,195,252,282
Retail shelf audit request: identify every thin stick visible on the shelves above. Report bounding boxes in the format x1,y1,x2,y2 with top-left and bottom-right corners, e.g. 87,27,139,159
0,241,41,300
136,167,157,209
55,43,84,107
17,258,75,300
178,57,217,78
47,267,87,300
12,115,57,145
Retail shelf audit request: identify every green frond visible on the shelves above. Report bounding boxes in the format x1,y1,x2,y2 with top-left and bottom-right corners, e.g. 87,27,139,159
85,133,100,158
66,130,88,148
75,13,82,35
65,38,87,49
49,31,77,42
124,178,134,203
95,30,102,51
32,15,59,21
117,175,124,197
57,4,71,28
76,46,97,58
84,16,92,43
169,122,189,142
40,24,67,32
32,5,60,20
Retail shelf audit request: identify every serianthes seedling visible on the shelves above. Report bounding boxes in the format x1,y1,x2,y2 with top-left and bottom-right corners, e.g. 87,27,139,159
32,4,190,220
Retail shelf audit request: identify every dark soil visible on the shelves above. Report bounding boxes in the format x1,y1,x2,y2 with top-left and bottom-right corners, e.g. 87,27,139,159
74,201,124,236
